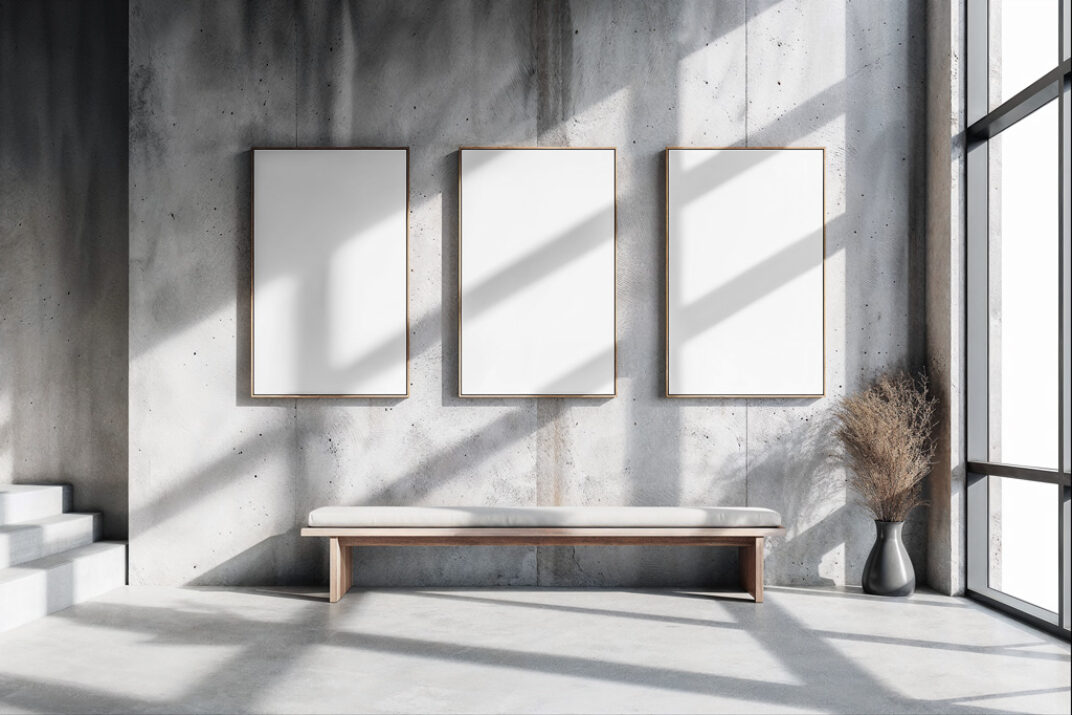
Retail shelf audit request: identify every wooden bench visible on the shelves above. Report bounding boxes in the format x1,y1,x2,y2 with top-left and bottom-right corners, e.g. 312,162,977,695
301,506,784,604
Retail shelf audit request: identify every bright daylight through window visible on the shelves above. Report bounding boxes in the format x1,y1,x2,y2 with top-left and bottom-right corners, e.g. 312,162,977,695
966,0,1072,634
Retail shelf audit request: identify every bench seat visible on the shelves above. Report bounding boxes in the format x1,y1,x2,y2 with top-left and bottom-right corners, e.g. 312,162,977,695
308,505,782,529
302,506,784,604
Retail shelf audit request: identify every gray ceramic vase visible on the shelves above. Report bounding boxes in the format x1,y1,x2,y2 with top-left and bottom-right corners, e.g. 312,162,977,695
862,520,915,596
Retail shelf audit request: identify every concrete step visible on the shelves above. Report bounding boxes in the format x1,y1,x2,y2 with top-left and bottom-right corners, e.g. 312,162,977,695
0,541,127,632
0,512,101,568
0,484,71,526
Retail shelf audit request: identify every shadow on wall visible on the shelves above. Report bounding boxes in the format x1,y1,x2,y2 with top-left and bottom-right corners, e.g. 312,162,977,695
245,146,618,401
746,408,847,587
0,0,129,539
128,0,928,589
132,0,547,587
535,1,727,584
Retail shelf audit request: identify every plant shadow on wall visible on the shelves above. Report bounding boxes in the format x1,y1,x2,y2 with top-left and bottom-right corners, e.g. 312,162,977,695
743,405,846,587
733,371,933,589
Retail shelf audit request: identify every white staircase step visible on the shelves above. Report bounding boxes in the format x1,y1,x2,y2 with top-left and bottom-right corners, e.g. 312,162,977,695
0,541,127,632
0,512,101,568
0,484,71,526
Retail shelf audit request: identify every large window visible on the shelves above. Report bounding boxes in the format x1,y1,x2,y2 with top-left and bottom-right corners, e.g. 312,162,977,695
966,0,1071,635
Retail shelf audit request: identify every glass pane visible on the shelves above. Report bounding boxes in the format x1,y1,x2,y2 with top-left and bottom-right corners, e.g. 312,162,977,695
988,99,1059,469
988,476,1059,611
1066,0,1071,61
988,0,1059,109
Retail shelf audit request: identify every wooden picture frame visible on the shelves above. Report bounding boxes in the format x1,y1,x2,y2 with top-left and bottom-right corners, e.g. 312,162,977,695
250,147,409,398
665,147,825,398
458,147,617,398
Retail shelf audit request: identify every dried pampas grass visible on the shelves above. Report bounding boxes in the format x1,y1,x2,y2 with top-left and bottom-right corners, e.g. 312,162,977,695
834,372,937,522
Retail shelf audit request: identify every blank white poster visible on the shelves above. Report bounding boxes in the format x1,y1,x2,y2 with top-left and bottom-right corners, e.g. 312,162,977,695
252,148,408,397
459,148,616,397
667,148,824,397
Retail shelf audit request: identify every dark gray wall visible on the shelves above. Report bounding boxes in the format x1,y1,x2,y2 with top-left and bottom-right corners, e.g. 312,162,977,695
126,0,929,587
0,0,129,538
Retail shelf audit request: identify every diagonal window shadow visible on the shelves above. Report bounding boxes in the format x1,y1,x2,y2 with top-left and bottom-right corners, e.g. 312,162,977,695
671,148,780,208
409,589,743,630
324,201,615,391
671,225,828,344
31,581,1069,715
533,346,616,396
29,596,995,713
412,589,1071,663
461,206,614,322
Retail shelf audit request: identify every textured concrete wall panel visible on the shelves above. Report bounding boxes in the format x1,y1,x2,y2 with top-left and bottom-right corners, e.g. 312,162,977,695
0,0,129,538
128,0,930,586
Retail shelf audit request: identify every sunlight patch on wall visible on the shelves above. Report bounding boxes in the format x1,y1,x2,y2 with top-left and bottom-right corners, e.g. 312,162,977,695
818,542,846,585
677,23,746,142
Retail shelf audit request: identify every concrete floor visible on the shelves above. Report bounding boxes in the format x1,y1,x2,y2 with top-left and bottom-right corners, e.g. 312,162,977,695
0,587,1068,714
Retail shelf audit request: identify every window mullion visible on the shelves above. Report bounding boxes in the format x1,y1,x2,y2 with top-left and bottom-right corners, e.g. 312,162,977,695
1058,44,1071,628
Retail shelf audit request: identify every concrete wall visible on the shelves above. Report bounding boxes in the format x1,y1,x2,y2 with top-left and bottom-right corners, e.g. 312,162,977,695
917,0,969,596
924,0,967,596
0,0,129,538
128,0,929,586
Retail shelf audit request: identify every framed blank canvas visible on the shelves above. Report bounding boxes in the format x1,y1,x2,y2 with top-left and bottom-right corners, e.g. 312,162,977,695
666,147,825,398
459,147,617,397
251,148,408,398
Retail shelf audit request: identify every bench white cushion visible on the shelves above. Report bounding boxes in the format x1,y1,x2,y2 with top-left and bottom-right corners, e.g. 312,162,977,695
307,506,781,529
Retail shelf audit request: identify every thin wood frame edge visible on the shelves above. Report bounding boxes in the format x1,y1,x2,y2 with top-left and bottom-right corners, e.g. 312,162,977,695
457,146,619,399
249,147,412,399
663,146,827,400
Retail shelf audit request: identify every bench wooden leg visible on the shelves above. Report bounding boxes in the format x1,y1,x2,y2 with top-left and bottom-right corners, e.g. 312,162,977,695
329,537,352,603
739,536,764,603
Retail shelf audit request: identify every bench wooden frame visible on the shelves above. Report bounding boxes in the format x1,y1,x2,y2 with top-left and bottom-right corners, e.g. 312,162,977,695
301,526,785,604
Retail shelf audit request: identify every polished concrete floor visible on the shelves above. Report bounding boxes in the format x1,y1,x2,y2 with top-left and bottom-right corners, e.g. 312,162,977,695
0,586,1068,714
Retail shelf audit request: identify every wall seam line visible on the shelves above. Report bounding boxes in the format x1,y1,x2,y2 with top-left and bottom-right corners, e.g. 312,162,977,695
293,0,297,146
744,0,750,508
744,0,749,145
534,0,541,589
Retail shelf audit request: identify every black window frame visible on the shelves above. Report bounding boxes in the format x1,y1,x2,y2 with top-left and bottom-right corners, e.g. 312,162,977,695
964,0,1072,638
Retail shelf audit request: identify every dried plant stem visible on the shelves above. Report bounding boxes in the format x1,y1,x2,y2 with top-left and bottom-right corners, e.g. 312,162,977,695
834,372,937,523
